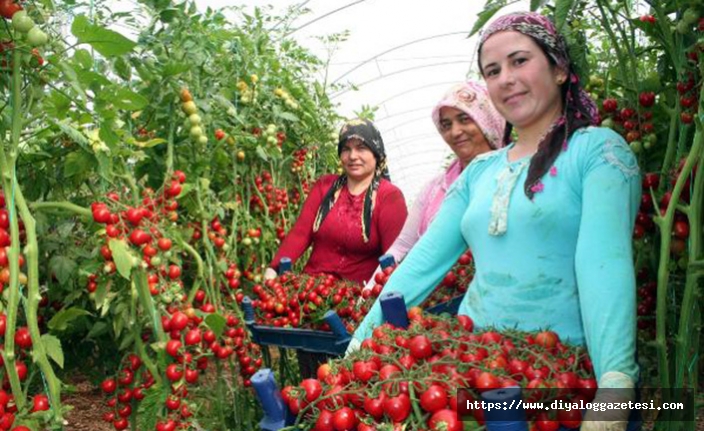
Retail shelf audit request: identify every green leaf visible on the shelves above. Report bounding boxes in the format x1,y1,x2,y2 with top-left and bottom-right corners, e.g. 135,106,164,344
64,151,95,178
49,256,77,285
255,145,269,161
204,313,227,338
108,239,134,280
96,151,113,180
71,15,137,57
74,49,93,69
277,111,299,122
470,4,505,37
55,121,90,149
163,62,190,77
106,87,149,111
554,0,576,32
99,125,119,148
48,307,92,331
87,321,108,338
118,333,135,351
114,56,132,81
41,334,64,369
56,61,88,105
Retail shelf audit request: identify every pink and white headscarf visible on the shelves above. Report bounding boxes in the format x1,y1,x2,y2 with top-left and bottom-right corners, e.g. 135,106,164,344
430,81,507,150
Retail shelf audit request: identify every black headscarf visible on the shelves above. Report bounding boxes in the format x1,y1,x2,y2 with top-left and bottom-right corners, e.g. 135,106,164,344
313,119,390,243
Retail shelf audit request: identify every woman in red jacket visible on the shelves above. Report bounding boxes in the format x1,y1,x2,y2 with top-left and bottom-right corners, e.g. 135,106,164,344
265,118,408,285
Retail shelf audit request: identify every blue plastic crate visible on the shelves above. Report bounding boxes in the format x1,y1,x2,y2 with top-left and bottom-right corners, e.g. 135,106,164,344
425,295,463,315
241,296,352,355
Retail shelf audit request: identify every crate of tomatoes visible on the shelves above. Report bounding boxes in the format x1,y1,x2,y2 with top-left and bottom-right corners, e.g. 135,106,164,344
266,306,597,431
241,270,382,356
367,251,475,317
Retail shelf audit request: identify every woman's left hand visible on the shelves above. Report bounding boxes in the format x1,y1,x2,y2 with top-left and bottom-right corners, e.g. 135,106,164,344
580,371,635,431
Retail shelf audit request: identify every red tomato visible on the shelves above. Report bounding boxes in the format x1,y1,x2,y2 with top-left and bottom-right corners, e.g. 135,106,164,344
409,335,433,359
474,371,500,392
300,379,323,403
165,395,180,411
535,412,560,431
332,407,356,431
165,364,183,382
557,408,582,429
534,330,559,350
363,393,385,419
673,220,690,239
166,339,182,357
352,360,378,383
313,409,334,431
31,394,49,412
14,327,31,349
157,237,172,251
384,393,411,422
129,229,151,246
167,265,182,280
428,409,462,431
169,311,189,331
420,384,448,413
101,378,116,394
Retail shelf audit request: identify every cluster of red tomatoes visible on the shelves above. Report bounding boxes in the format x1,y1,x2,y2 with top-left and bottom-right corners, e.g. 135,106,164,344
283,312,595,431
99,353,153,431
599,94,657,153
0,387,40,430
190,216,229,250
243,273,379,333
675,74,699,125
88,171,186,301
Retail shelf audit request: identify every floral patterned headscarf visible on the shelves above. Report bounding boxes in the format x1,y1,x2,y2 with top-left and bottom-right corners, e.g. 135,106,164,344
477,12,600,198
313,119,389,243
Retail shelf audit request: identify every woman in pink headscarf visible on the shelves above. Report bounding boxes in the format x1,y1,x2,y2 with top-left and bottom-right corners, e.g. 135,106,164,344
364,81,505,290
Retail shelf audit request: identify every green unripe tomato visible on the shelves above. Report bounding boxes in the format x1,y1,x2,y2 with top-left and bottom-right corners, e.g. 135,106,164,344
629,140,642,153
12,11,34,33
600,118,615,129
189,126,203,139
188,114,201,125
182,101,197,115
197,135,208,145
27,27,48,46
683,8,700,25
676,20,691,34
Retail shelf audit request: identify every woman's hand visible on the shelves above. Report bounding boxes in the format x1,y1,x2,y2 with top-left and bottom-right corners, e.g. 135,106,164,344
263,267,278,280
580,371,635,431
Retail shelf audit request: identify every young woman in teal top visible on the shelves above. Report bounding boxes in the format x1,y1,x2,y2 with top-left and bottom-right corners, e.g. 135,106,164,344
350,12,640,431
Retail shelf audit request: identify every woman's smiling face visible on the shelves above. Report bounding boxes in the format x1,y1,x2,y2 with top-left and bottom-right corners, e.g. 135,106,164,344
480,30,566,133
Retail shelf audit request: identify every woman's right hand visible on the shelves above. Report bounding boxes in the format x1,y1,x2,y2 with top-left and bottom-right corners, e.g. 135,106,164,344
263,267,278,280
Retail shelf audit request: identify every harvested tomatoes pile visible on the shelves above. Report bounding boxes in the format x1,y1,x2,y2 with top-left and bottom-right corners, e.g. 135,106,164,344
243,273,380,334
281,311,596,431
366,251,475,311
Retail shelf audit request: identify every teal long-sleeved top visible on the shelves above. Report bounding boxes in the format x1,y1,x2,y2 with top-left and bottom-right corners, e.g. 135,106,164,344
352,127,641,383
